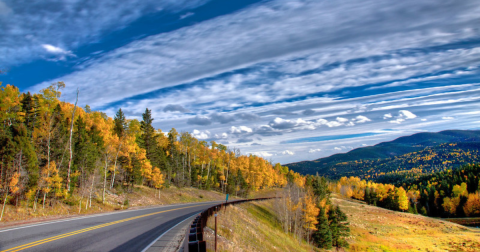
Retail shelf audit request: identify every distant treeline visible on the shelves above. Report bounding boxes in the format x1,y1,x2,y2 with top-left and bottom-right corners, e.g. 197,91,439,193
287,130,480,184
335,164,480,218
0,82,301,219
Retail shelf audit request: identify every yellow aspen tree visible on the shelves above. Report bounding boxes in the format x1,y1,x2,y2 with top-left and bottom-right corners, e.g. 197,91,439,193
396,187,409,211
452,183,468,198
151,168,164,199
302,195,320,231
1,172,20,221
442,197,460,215
463,193,480,217
48,161,64,199
0,84,22,126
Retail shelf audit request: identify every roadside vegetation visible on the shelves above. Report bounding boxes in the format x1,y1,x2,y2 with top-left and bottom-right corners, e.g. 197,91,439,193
205,200,317,252
0,82,302,222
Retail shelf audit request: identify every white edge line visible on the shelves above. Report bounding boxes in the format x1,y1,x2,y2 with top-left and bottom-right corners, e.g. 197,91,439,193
0,201,222,233
141,212,200,252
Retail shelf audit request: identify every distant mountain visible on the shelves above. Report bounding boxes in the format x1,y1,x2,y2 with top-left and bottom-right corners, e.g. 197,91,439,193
286,130,480,183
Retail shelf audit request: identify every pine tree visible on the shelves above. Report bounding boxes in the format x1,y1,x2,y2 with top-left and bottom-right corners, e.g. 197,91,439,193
113,108,126,139
12,124,38,188
111,108,127,188
313,207,332,249
365,187,372,204
312,175,330,200
21,92,36,137
140,108,155,151
329,205,350,249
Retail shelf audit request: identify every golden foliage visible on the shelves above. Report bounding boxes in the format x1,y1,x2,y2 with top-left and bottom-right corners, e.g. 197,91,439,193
463,193,480,217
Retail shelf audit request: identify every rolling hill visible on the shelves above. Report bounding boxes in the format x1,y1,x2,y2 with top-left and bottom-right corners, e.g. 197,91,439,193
286,130,480,183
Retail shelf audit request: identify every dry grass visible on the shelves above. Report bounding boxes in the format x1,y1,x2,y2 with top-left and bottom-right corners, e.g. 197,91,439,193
332,196,480,252
204,200,317,252
247,188,283,199
0,186,238,227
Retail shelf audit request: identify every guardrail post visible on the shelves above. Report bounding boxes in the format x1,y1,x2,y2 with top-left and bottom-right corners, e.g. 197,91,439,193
214,212,218,252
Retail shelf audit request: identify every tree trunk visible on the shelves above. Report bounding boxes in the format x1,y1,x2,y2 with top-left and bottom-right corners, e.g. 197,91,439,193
67,89,79,192
206,161,211,188
33,189,39,213
111,143,121,189
175,155,179,186
103,154,108,204
89,174,95,208
188,153,192,187
47,115,53,177
200,163,204,189
182,149,185,186
0,187,9,221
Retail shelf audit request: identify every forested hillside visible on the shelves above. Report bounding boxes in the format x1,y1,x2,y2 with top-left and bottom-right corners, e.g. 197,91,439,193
0,83,299,220
287,130,480,182
335,164,480,218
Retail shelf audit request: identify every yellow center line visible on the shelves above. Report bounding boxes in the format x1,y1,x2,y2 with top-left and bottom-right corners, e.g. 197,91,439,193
1,203,206,252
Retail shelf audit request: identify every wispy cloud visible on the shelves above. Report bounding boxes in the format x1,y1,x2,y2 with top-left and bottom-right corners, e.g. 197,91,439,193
30,0,480,109
180,12,194,19
388,110,417,124
0,0,209,66
163,104,190,113
0,1,12,16
283,132,382,144
42,44,69,55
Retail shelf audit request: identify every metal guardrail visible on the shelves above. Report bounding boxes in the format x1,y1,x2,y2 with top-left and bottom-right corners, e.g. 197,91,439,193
183,197,274,252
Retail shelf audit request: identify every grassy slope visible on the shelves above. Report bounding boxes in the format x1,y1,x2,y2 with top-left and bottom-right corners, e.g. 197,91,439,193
206,194,480,252
205,200,316,252
332,196,480,252
0,185,237,227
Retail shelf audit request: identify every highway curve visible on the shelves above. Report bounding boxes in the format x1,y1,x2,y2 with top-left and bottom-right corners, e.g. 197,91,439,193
0,201,223,252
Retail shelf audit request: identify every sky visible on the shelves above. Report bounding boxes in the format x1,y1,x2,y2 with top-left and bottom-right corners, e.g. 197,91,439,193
1,0,480,164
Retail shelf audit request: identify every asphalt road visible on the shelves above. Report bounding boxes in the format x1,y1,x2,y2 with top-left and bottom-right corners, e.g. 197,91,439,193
0,201,223,252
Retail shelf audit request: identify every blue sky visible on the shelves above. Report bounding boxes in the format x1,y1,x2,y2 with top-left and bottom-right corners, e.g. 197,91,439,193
1,0,480,164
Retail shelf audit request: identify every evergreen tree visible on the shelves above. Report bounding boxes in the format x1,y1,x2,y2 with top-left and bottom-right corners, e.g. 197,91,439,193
167,128,179,186
21,92,36,137
139,108,155,151
12,124,38,188
313,207,332,249
113,108,126,139
383,189,397,210
365,187,372,204
419,206,428,215
312,175,330,200
329,205,350,249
